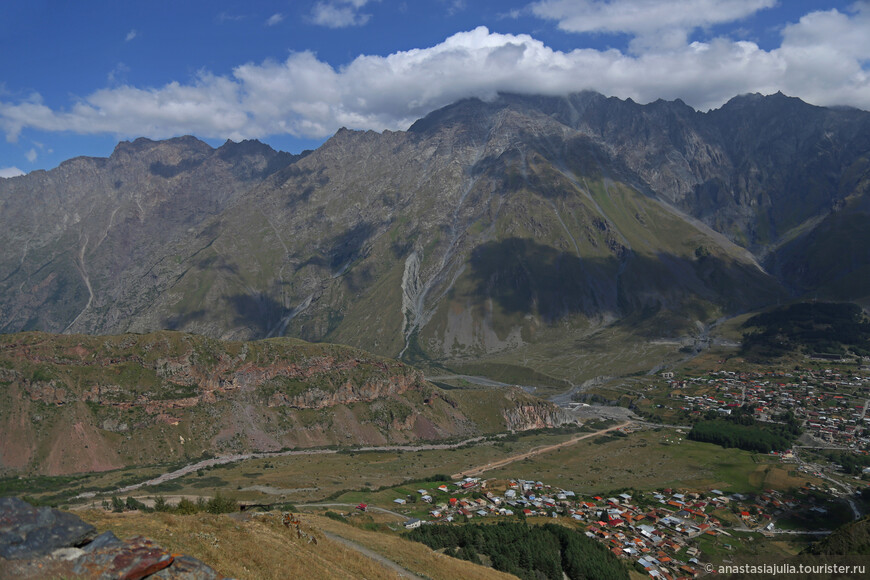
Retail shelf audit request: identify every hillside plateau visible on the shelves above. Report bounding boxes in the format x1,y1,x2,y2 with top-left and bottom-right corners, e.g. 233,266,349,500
2,92,869,385
0,331,565,476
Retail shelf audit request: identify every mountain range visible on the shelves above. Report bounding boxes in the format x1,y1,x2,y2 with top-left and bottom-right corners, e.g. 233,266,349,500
2,91,869,384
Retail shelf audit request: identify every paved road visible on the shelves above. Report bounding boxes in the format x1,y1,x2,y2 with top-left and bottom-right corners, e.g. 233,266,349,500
635,420,692,430
426,374,539,393
791,448,862,520
426,374,514,388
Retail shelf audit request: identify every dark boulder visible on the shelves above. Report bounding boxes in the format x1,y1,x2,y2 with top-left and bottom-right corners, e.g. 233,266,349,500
0,496,97,559
0,497,228,579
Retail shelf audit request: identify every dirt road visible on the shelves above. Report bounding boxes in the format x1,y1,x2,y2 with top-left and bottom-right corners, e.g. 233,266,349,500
322,531,426,580
451,421,632,479
75,421,632,501
297,503,408,519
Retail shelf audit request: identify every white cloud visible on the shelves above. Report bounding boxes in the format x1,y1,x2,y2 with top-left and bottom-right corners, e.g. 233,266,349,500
1,6,869,145
0,166,24,178
310,0,375,28
266,13,284,26
530,0,775,33
125,29,138,42
531,0,776,50
25,148,37,162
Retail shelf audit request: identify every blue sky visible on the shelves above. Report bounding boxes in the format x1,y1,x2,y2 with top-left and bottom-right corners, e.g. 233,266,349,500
1,0,867,177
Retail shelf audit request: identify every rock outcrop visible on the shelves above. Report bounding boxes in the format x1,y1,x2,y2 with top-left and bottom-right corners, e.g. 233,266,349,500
501,392,572,431
268,371,422,409
3,332,424,416
0,497,225,579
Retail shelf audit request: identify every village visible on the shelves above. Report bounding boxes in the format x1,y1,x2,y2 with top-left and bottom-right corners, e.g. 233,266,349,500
363,474,852,579
647,367,870,454
355,363,870,578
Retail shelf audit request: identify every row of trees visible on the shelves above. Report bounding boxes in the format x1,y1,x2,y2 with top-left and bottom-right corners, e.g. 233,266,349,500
106,494,237,514
688,419,796,453
689,406,802,453
406,521,627,580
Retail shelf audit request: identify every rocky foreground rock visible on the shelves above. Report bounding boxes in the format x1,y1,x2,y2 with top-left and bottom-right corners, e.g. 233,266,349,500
0,497,227,579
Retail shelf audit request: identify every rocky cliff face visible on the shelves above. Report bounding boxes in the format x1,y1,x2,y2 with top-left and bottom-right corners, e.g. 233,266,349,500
0,331,534,475
14,341,423,414
268,371,420,409
1,92,868,380
502,396,572,431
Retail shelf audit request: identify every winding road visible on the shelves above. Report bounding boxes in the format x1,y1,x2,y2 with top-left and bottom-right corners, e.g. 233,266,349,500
77,420,633,500
75,436,496,499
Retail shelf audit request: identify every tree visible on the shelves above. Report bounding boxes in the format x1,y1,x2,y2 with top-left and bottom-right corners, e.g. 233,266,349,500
175,497,199,515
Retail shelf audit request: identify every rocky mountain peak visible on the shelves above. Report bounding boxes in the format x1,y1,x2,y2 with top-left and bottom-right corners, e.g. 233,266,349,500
216,138,283,159
111,135,212,158
408,97,501,135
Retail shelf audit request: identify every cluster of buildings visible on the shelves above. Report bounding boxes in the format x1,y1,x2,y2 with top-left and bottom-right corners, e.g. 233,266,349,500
659,368,870,452
398,477,833,579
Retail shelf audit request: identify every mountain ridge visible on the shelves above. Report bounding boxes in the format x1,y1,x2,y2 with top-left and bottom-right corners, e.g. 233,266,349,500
1,91,869,383
0,330,565,476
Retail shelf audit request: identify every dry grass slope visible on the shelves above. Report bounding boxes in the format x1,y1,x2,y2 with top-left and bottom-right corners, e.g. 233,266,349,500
80,509,516,580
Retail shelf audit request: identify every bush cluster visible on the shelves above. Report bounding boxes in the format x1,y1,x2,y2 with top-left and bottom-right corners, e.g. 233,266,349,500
106,493,238,514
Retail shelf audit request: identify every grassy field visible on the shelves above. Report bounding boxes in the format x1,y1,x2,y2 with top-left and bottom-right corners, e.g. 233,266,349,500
447,324,681,396
80,509,398,579
144,431,584,504
694,529,814,566
56,425,827,515
29,422,836,580
447,428,822,496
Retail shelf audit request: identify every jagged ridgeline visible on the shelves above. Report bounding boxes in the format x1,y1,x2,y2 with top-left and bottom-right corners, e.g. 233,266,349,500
0,331,566,476
1,92,869,375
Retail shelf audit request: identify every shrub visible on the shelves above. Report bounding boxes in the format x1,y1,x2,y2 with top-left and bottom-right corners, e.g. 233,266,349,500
153,496,169,512
206,494,237,514
175,498,199,515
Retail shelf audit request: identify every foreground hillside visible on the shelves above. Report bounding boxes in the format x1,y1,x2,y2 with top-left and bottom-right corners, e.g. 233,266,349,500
0,331,564,476
0,497,515,580
83,510,518,580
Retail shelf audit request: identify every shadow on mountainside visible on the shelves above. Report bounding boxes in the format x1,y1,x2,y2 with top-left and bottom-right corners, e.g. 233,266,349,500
227,292,288,337
467,237,784,332
295,222,375,273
